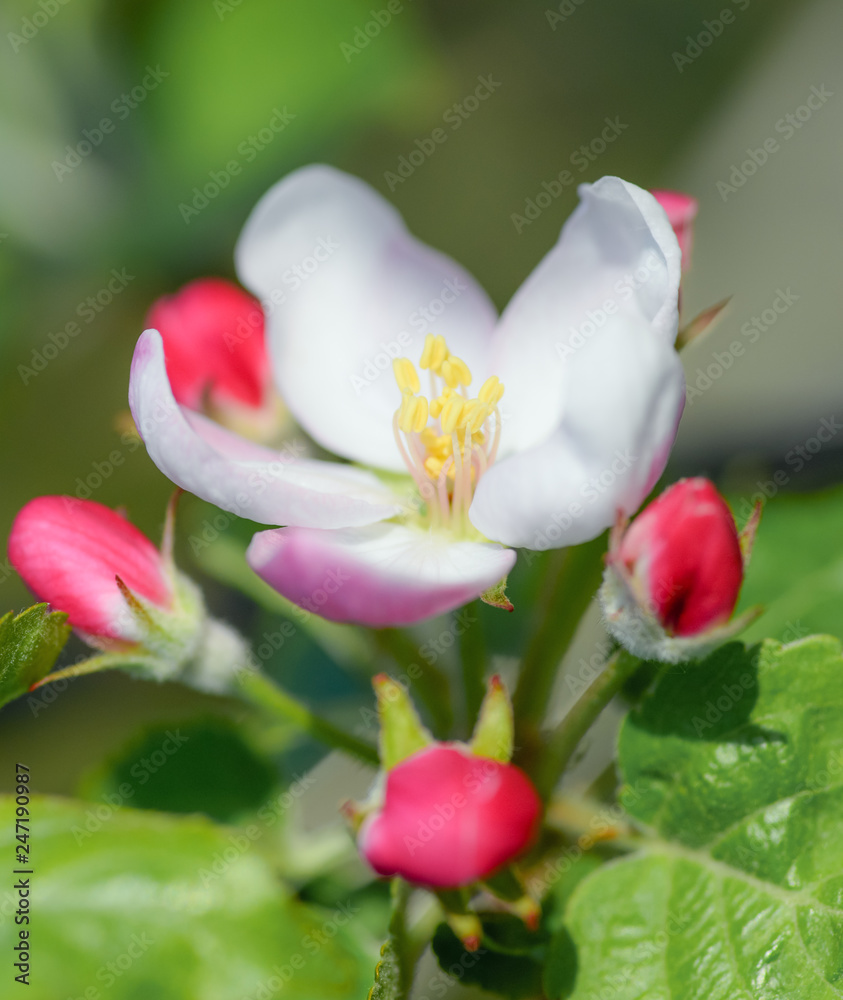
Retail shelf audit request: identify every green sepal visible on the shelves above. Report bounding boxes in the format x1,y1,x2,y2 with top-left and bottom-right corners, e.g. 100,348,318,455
373,673,433,770
481,576,514,612
470,674,514,762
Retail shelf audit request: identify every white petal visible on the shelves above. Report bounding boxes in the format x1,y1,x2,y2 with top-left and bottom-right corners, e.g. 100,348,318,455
235,165,498,470
247,522,516,627
129,330,402,529
470,317,685,548
491,176,682,454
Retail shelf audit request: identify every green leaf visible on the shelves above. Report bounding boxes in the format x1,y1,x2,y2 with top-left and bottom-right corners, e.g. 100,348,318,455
736,484,843,644
78,718,280,823
0,603,71,708
0,796,372,999
561,637,843,999
432,918,545,1000
145,0,442,185
429,854,601,1000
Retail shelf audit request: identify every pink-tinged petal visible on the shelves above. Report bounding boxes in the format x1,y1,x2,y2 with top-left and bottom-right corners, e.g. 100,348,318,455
651,189,698,272
235,165,498,471
492,177,682,455
470,316,685,549
616,477,743,636
358,744,541,888
146,278,270,412
129,330,402,529
8,496,171,641
246,522,516,627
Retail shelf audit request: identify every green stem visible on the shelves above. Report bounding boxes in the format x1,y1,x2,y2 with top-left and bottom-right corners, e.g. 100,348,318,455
238,670,379,766
389,879,413,1000
372,628,454,738
460,601,487,735
536,649,639,797
30,652,160,688
513,536,607,760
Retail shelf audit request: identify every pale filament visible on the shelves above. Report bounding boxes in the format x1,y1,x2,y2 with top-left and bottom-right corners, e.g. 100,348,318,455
391,336,504,530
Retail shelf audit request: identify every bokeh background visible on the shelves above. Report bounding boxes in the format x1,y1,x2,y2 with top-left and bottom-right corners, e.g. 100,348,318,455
1,0,842,911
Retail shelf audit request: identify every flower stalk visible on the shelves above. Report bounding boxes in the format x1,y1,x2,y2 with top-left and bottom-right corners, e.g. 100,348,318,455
238,669,379,766
535,648,641,797
513,535,607,763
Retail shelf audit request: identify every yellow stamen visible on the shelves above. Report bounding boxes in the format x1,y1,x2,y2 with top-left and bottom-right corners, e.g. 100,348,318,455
478,376,504,407
463,399,492,433
440,355,472,389
393,357,421,395
424,455,444,479
398,392,429,433
440,394,466,433
391,334,503,529
419,334,448,371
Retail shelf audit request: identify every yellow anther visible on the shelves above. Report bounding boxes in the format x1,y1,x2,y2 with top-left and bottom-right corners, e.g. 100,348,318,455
440,355,472,389
478,376,504,407
393,357,421,395
429,386,455,419
433,434,453,456
440,394,466,433
463,399,492,433
424,455,444,479
398,392,429,434
419,334,448,372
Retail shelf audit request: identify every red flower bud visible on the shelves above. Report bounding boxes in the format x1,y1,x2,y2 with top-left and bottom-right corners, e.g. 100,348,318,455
146,278,270,413
8,497,173,645
622,478,742,634
358,744,541,889
651,190,698,272
601,478,757,662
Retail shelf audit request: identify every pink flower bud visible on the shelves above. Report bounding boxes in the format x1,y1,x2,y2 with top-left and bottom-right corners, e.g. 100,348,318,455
8,496,172,644
651,190,698,272
617,478,743,635
358,744,541,888
146,278,270,413
601,478,755,662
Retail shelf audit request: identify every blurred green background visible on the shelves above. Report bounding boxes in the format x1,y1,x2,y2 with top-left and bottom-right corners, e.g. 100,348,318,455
2,0,842,802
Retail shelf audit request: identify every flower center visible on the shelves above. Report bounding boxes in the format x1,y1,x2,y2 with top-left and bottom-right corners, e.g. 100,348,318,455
392,334,504,530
